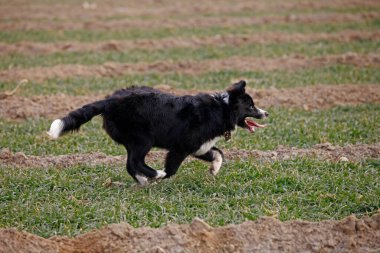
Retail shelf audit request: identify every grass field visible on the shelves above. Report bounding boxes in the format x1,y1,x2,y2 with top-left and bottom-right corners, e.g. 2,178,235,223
1,159,379,237
2,65,380,95
1,104,379,155
0,0,379,238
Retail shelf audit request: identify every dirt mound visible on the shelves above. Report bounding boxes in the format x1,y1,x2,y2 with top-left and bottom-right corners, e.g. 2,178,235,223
0,93,103,120
1,84,379,120
1,0,379,21
1,30,379,56
1,143,379,169
0,149,125,169
1,213,379,253
2,12,379,31
248,84,380,111
1,53,379,82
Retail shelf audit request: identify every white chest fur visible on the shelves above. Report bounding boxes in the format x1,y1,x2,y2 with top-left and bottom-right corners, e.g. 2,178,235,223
193,137,220,156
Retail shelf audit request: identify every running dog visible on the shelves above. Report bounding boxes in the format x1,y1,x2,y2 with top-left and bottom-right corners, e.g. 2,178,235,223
48,80,268,185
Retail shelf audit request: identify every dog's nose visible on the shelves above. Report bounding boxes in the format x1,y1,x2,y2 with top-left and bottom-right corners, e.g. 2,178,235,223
264,111,269,117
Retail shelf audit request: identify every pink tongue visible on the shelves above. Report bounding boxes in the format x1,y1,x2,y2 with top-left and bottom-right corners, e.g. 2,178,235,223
245,119,266,133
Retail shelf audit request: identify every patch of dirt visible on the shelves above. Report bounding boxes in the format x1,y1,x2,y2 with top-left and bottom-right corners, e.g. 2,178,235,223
248,84,380,111
2,12,379,31
0,149,126,169
1,213,379,253
0,84,379,120
1,0,379,21
0,93,103,120
1,143,379,169
1,30,379,56
1,53,380,82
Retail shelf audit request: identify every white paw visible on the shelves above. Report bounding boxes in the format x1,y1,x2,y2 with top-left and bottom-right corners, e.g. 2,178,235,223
155,170,167,179
135,174,148,186
209,152,223,176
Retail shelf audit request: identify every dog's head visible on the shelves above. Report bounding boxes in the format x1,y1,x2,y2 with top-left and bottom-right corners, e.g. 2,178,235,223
227,80,268,132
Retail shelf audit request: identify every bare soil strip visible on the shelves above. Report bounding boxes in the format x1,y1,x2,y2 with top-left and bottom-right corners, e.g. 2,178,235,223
1,143,379,169
2,12,379,31
1,30,379,56
1,53,379,83
1,84,379,120
1,212,379,253
1,0,379,21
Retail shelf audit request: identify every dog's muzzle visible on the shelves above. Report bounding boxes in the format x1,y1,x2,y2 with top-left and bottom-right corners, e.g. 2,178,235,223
245,107,268,132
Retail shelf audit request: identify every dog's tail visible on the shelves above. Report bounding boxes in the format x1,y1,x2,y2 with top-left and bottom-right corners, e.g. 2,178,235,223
47,100,106,139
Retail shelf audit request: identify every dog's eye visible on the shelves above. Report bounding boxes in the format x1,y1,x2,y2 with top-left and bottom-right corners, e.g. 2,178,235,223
249,105,254,110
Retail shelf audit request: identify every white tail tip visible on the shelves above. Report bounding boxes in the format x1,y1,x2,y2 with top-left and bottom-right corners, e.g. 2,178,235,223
47,119,64,139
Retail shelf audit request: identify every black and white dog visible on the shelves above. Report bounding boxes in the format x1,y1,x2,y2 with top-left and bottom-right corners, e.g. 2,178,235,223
48,80,268,185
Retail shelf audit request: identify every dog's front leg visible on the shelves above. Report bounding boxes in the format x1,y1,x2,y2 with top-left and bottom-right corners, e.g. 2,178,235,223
164,151,188,178
193,147,224,176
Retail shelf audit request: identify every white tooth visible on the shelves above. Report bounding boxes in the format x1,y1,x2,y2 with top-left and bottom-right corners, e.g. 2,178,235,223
255,122,267,128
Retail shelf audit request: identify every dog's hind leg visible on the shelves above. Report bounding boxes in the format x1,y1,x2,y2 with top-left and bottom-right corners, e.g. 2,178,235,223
193,147,224,176
126,150,153,185
126,155,144,185
164,151,188,178
125,137,165,185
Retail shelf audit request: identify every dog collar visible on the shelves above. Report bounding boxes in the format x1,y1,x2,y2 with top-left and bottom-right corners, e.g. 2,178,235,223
224,131,231,141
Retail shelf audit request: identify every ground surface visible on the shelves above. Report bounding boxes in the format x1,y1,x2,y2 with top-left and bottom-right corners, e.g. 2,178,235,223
0,0,379,252
1,142,380,169
1,214,380,253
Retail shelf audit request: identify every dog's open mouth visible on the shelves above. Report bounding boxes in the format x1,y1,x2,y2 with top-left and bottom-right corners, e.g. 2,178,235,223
244,118,266,133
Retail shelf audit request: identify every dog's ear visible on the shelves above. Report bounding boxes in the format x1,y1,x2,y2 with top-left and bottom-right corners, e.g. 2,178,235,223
227,80,246,96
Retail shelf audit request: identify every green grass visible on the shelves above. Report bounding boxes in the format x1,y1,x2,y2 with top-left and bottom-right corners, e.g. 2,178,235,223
1,65,379,96
1,0,379,239
0,20,378,43
1,40,379,70
118,6,380,20
224,104,380,150
1,158,378,237
6,4,377,22
1,104,378,156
